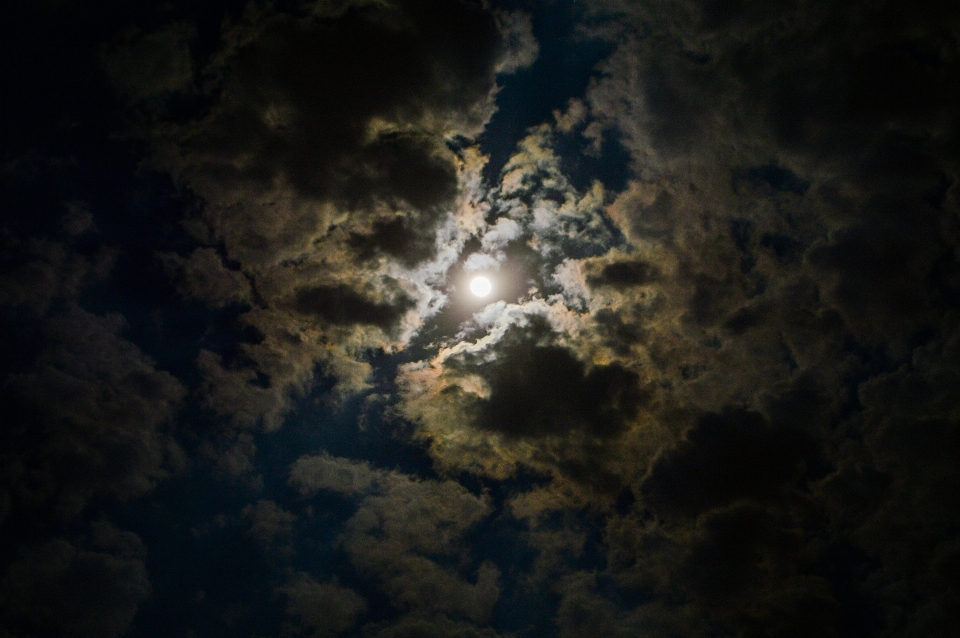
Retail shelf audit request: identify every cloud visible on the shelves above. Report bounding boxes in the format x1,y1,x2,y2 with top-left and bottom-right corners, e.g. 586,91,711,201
586,258,660,289
291,284,414,329
641,408,819,518
464,319,648,440
398,309,665,499
242,499,296,545
494,9,539,74
554,571,710,638
161,247,252,308
102,22,195,102
348,216,439,268
0,228,114,315
3,307,184,518
379,2,960,630
193,302,374,430
101,0,541,434
144,0,517,269
289,453,380,496
7,0,960,636
0,522,151,638
290,454,499,624
814,325,960,634
362,613,503,638
279,572,367,638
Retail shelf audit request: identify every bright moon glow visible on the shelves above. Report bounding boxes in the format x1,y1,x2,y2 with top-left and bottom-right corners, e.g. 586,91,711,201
470,276,492,297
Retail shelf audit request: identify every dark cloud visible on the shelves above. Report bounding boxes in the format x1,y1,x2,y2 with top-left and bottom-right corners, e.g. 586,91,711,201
593,308,646,356
2,308,184,518
160,247,251,308
0,231,114,315
0,523,151,638
466,321,648,439
151,0,507,267
720,301,770,336
278,573,367,638
291,454,499,626
242,499,296,546
101,21,195,104
292,284,413,329
362,614,502,638
641,408,818,518
348,216,438,267
677,503,840,636
586,259,659,288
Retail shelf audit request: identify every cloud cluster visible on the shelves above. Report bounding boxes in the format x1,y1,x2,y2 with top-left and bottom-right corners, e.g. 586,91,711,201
509,0,960,634
2,306,184,519
278,572,367,638
290,453,500,635
0,522,151,638
98,0,542,445
380,0,960,634
4,0,960,635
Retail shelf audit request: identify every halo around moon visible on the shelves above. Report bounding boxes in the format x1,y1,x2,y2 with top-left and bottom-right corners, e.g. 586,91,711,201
470,276,492,297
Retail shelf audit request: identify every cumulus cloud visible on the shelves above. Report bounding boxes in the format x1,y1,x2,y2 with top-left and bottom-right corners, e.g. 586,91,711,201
0,522,151,638
161,247,252,308
3,307,184,518
243,499,297,545
289,453,380,496
290,454,499,625
641,408,819,518
279,572,367,638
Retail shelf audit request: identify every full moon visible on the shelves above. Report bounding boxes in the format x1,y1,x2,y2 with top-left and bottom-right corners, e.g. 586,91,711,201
470,276,492,297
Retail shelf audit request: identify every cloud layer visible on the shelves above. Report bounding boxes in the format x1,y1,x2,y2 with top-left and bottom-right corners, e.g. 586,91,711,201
3,0,960,636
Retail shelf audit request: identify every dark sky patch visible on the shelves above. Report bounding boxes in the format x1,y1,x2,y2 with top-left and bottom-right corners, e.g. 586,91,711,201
555,123,634,195
478,1,615,183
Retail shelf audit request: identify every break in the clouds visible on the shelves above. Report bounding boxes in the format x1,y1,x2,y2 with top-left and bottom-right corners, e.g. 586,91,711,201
2,0,960,636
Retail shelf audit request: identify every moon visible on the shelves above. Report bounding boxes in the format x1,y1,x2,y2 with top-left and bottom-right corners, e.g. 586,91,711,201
470,275,492,297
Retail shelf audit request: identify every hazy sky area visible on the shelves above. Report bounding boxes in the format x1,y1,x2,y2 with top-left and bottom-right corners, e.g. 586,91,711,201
2,1,960,637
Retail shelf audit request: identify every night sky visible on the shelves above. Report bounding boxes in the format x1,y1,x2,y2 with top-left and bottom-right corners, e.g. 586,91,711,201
2,1,960,637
